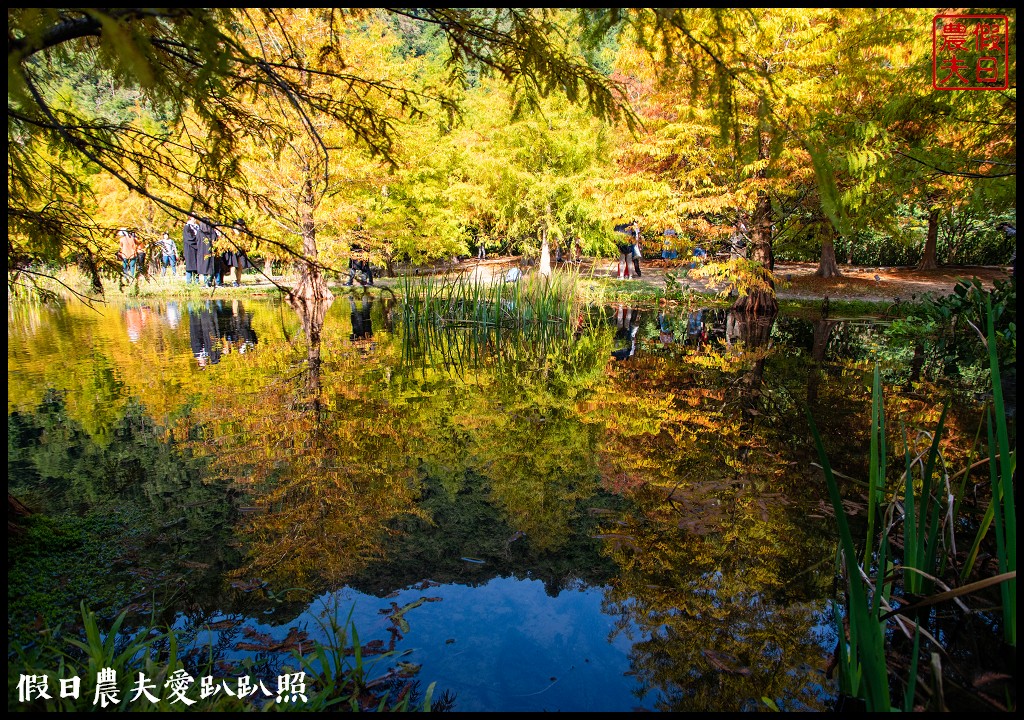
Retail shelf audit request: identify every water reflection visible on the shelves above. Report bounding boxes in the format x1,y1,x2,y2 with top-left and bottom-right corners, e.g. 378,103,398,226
15,297,984,712
187,300,259,368
189,302,221,367
166,300,181,330
611,304,640,360
124,303,154,343
349,295,373,341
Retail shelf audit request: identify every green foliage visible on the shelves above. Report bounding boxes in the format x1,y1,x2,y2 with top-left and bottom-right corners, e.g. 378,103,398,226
688,258,776,303
876,276,1015,395
983,293,1016,647
808,373,891,711
8,391,244,653
831,208,1017,268
10,8,1015,302
285,602,442,712
7,512,146,652
926,277,1016,365
400,268,583,333
9,8,632,297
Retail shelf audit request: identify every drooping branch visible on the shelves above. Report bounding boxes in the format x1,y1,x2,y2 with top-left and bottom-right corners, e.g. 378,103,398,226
892,150,1016,180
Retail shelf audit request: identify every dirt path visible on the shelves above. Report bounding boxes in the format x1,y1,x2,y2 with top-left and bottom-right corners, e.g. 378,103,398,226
252,257,1012,304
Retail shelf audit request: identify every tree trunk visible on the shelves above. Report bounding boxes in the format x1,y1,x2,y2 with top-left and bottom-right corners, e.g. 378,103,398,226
728,310,776,430
732,101,778,316
289,179,333,303
81,249,104,293
908,340,925,385
264,257,274,278
816,234,842,278
733,192,778,315
918,206,940,270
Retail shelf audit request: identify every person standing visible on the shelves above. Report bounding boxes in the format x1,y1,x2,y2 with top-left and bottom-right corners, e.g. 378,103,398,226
211,227,227,287
132,231,149,278
630,222,643,278
223,218,255,287
196,217,217,286
613,223,634,280
662,228,678,259
157,231,178,277
117,228,139,280
182,214,202,284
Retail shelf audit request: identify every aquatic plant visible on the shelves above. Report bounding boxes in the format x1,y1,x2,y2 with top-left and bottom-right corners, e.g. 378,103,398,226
398,266,602,374
8,602,443,712
399,266,582,331
289,603,441,712
807,295,1016,711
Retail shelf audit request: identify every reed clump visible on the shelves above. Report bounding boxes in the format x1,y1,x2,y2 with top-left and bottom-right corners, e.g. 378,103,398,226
808,294,1015,712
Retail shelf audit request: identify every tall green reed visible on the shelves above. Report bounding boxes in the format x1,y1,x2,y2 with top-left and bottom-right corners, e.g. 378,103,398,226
982,293,1015,646
808,386,891,711
809,291,1017,711
398,267,591,374
291,604,437,712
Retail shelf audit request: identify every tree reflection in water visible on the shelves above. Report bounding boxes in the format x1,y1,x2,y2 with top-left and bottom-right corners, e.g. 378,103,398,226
198,295,426,594
589,307,838,711
16,297,955,710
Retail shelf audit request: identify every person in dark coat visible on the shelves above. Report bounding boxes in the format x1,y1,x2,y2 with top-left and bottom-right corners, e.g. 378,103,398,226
196,218,217,286
223,218,256,287
182,214,202,284
212,227,227,287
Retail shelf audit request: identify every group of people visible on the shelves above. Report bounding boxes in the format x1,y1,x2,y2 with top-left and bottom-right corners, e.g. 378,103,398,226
346,257,374,286
116,216,255,286
182,214,254,287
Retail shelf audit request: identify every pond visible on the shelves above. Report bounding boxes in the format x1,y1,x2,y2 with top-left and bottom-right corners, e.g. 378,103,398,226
7,293,987,712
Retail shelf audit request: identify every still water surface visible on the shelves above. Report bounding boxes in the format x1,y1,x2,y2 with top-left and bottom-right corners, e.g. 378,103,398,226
9,295,951,711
